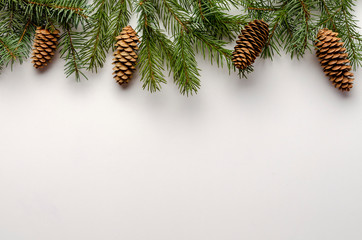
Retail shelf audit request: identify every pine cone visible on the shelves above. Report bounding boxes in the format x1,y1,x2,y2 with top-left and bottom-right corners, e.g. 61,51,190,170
31,27,60,69
113,25,140,85
232,20,269,70
315,28,354,92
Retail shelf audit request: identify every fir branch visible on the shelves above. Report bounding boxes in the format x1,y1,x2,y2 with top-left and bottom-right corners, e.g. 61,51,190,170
198,0,205,20
261,19,280,59
320,0,362,69
191,0,246,39
59,25,87,81
139,34,167,92
298,0,310,50
137,0,168,92
156,0,189,34
23,0,88,19
109,0,131,50
0,8,25,33
0,35,21,66
81,0,111,72
0,0,361,94
17,18,31,46
152,27,174,69
192,30,232,69
319,0,337,31
248,7,277,11
0,38,16,59
14,17,34,60
339,1,362,69
281,0,318,59
172,30,200,96
222,0,241,9
164,0,187,30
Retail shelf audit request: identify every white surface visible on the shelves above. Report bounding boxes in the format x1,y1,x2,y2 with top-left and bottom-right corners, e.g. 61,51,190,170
1,5,362,240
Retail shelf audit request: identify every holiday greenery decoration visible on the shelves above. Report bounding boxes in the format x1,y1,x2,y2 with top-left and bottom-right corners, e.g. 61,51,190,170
0,0,361,95
0,0,244,95
315,28,354,92
31,27,60,69
112,25,139,85
232,19,269,70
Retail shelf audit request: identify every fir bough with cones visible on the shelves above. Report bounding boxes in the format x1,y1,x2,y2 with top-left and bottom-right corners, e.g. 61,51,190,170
0,0,361,96
0,0,88,79
113,26,139,85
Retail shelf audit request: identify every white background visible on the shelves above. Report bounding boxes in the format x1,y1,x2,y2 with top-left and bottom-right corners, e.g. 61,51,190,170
1,3,362,240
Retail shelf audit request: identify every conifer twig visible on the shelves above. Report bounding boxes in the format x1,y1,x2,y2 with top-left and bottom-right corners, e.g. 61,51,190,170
23,0,88,18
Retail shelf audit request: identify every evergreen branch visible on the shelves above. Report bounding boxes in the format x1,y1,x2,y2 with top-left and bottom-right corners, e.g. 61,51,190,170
260,19,280,59
161,0,188,32
59,25,87,81
172,30,200,96
322,0,362,69
14,17,34,60
0,39,15,59
66,28,81,79
23,0,88,18
109,0,131,50
0,6,34,62
223,0,241,8
192,30,232,69
152,27,174,69
279,0,317,59
190,0,245,39
140,36,166,92
0,8,24,33
137,0,167,92
339,3,362,69
16,17,31,47
248,7,277,11
298,0,310,49
81,0,111,72
0,0,361,93
198,0,205,20
319,0,337,31
0,35,21,66
21,0,89,28
266,21,278,48
8,9,13,29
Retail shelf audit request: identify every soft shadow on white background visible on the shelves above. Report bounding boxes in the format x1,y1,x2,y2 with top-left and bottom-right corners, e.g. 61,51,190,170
0,4,362,240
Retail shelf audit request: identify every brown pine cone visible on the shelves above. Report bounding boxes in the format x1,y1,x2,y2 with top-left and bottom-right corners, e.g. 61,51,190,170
232,20,269,70
113,25,140,85
31,27,60,69
315,28,354,92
